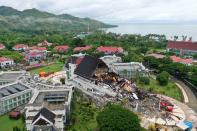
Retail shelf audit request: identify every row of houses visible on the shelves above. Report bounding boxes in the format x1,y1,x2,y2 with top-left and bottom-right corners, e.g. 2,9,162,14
1,39,124,54
1,42,124,68
12,44,124,54
2,39,197,56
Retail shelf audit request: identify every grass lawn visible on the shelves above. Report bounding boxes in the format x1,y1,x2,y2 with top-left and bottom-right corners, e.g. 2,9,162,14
0,114,25,131
29,62,64,74
138,78,183,101
68,90,98,131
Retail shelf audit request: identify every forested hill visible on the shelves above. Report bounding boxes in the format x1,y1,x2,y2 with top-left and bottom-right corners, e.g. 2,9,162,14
0,6,116,34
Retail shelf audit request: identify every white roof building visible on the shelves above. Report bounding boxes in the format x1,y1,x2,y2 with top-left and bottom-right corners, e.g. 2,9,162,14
0,82,32,115
100,55,122,66
25,87,72,131
0,71,26,85
111,62,149,79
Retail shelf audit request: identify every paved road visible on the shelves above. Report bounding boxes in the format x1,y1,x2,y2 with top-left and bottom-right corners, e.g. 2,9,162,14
172,77,197,113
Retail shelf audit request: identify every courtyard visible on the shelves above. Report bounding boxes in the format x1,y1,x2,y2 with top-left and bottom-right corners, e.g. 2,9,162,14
0,114,25,131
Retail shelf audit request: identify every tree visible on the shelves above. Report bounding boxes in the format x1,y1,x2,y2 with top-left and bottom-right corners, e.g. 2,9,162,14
0,50,24,63
156,71,169,86
193,53,197,59
123,52,143,63
136,47,148,54
72,37,84,47
97,104,141,131
139,77,150,85
13,126,21,131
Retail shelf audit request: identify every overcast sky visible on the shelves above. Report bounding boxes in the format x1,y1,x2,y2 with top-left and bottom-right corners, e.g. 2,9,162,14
0,0,197,24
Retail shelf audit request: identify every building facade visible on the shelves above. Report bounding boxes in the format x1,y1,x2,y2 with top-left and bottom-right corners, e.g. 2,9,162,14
0,57,15,68
0,82,32,115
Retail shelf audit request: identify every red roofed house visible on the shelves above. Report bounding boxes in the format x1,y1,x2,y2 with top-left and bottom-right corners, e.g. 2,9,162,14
54,45,69,53
13,44,29,51
0,57,14,68
170,55,193,66
96,46,124,54
0,43,5,50
25,52,46,64
167,41,197,56
73,45,92,52
25,46,47,64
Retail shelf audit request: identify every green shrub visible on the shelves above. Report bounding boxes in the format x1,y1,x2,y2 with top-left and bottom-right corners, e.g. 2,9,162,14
139,77,150,85
156,71,169,86
97,104,141,131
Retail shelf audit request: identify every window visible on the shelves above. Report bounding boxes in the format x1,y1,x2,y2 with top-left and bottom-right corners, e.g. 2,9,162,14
13,103,17,107
18,96,21,100
9,99,12,104
18,101,21,105
4,106,8,110
13,98,17,101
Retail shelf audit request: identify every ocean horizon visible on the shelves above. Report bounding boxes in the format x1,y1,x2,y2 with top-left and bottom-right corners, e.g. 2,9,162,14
106,23,197,41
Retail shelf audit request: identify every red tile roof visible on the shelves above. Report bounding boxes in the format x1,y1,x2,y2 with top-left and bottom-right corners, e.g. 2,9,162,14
0,57,12,62
73,45,92,52
167,41,197,51
30,46,47,51
13,44,28,49
181,58,193,64
0,43,5,49
26,52,44,57
170,55,182,62
170,55,193,64
97,46,123,53
54,45,69,52
25,52,44,61
9,111,20,118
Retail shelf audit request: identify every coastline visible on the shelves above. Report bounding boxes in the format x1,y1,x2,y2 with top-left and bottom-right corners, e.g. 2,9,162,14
106,24,197,41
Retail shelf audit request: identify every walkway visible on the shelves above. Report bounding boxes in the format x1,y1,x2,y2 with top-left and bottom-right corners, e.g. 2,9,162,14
175,83,189,103
172,77,197,113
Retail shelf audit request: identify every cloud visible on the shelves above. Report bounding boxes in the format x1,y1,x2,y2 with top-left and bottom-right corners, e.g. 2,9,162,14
0,0,196,23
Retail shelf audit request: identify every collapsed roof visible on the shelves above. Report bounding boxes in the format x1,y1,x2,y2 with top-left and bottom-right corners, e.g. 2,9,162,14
74,55,108,79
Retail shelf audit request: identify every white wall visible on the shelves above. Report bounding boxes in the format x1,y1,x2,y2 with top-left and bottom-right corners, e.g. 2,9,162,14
0,60,14,68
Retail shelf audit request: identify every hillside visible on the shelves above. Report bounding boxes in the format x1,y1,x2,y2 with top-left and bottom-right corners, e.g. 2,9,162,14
0,6,116,33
